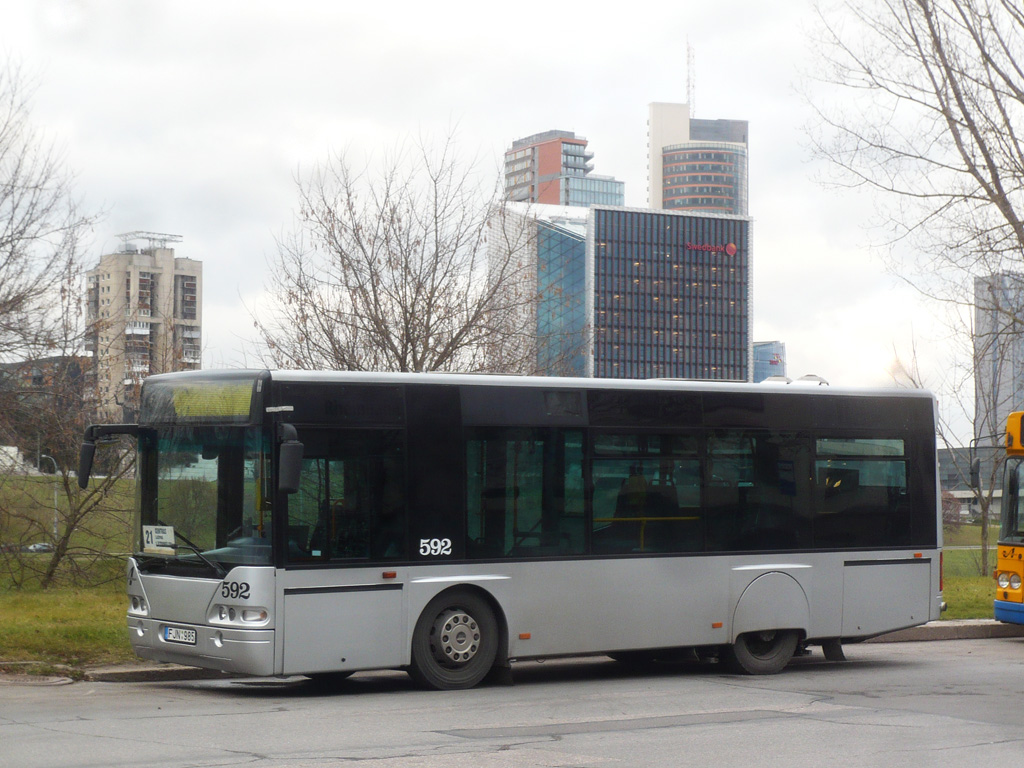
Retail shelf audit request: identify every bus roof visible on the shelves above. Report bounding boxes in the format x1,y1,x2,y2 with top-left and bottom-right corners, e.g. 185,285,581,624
262,369,935,401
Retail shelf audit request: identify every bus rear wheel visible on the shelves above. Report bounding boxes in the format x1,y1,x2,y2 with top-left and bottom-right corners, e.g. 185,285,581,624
723,629,799,675
409,590,498,690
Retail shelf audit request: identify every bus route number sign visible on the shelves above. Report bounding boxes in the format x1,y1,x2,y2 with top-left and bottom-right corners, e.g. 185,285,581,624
419,538,452,557
143,525,175,555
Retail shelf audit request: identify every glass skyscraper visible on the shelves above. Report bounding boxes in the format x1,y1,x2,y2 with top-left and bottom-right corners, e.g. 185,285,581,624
662,141,748,216
648,103,749,216
753,340,787,382
490,205,751,381
587,207,751,380
974,272,1024,445
536,220,587,376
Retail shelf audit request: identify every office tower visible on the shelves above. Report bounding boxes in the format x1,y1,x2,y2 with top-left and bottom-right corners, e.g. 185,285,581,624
753,341,787,382
489,204,751,381
648,102,749,215
486,205,589,376
86,231,202,420
974,273,1024,445
589,206,751,380
504,130,625,208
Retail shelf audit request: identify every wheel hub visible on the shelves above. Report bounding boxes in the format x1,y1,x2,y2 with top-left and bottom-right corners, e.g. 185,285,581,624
748,630,780,656
430,609,480,665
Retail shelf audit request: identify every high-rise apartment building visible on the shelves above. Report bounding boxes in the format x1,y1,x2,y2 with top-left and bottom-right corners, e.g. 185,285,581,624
974,272,1024,445
86,232,202,420
490,204,752,381
504,130,625,208
648,102,748,215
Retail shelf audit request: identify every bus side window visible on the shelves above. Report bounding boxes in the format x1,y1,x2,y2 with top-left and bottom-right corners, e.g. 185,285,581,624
287,430,407,562
813,438,909,548
706,431,811,552
466,429,584,559
591,433,703,555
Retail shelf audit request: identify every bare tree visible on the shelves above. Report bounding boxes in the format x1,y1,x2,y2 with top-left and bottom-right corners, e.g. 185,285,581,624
892,304,1005,574
253,135,546,373
809,0,1024,571
0,61,97,365
0,60,129,587
809,0,1024,278
0,333,136,589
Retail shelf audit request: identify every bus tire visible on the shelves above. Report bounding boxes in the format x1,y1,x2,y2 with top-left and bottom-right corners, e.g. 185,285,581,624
409,590,498,690
723,629,799,675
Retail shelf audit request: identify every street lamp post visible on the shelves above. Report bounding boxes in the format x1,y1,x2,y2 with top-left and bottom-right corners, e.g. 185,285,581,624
40,454,58,540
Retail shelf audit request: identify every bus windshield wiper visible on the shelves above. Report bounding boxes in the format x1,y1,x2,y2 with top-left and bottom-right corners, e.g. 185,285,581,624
159,521,227,578
173,541,228,578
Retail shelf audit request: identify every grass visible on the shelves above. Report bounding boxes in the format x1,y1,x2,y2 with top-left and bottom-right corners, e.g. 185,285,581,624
943,546,995,576
0,581,135,672
943,522,996,548
942,575,994,620
940,524,998,620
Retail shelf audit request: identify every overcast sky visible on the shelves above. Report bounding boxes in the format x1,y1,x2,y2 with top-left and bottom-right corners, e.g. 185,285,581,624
3,0,953,423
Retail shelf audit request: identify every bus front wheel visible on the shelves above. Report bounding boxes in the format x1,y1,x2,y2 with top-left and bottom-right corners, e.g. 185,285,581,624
723,629,799,675
409,590,498,690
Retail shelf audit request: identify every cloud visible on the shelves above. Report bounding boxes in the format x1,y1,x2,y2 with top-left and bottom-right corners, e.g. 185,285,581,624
0,0,952,409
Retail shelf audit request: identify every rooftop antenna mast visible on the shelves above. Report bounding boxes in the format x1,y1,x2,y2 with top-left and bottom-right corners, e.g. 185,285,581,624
687,39,696,117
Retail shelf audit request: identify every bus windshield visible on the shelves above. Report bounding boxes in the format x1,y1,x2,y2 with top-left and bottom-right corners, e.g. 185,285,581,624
136,425,272,572
1002,457,1024,545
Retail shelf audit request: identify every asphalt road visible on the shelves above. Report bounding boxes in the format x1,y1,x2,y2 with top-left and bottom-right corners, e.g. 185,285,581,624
3,638,1024,768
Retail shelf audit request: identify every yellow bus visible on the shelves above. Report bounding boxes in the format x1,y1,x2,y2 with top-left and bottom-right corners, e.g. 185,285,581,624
995,412,1024,624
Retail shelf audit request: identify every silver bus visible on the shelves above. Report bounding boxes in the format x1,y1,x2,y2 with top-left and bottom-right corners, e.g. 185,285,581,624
79,370,943,689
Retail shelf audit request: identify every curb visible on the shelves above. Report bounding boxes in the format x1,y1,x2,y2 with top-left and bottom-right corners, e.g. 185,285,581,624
82,665,237,683
866,619,1024,643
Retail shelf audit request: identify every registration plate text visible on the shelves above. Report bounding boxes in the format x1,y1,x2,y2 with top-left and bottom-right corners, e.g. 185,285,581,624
164,626,197,645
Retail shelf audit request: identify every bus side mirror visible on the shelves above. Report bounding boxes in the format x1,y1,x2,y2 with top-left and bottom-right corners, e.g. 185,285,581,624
969,457,981,490
78,440,96,489
278,424,303,494
76,423,139,489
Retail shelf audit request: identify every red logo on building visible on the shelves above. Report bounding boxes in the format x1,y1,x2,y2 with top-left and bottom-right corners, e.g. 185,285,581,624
685,241,738,256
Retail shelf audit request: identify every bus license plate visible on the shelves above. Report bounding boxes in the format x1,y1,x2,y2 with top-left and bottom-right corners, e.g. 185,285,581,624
165,626,197,645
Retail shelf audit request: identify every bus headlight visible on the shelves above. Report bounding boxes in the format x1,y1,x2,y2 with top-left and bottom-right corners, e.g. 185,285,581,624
211,604,269,626
998,572,1011,589
129,596,148,616
1011,574,1022,590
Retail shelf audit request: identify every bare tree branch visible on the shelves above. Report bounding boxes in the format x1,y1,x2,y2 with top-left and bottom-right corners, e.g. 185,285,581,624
0,61,99,364
808,0,1024,573
253,135,550,374
0,59,126,588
